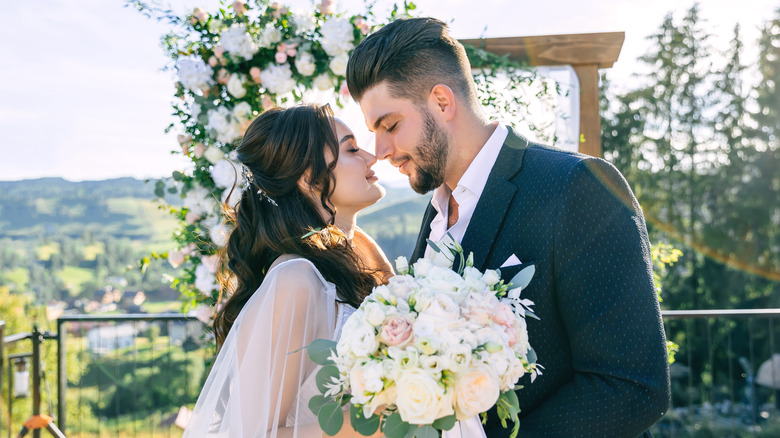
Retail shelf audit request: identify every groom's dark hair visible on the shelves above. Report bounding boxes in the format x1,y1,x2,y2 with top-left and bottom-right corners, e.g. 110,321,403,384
347,17,477,106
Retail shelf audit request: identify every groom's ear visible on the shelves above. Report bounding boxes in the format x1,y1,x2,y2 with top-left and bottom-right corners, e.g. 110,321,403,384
428,84,456,122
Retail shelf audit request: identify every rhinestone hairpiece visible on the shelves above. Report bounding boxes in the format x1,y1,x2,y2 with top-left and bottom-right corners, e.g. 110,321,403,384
241,165,278,207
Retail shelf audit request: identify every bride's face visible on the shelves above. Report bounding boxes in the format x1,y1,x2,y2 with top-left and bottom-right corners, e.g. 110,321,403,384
327,119,385,213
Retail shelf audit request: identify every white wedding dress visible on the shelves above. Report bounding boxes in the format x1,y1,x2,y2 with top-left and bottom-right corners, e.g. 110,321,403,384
184,257,355,437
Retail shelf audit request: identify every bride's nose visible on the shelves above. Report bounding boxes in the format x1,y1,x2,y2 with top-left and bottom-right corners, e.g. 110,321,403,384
362,150,377,167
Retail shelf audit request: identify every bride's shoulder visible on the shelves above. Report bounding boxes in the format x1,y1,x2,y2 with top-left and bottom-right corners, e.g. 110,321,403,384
266,255,330,293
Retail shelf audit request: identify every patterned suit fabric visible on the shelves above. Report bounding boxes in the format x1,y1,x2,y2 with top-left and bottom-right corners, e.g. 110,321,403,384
411,129,670,437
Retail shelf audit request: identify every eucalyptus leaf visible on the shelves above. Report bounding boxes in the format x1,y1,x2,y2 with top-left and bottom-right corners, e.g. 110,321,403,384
525,309,540,320
382,412,411,438
414,425,439,438
315,365,340,393
308,394,329,416
426,238,442,254
318,402,344,436
307,339,337,365
350,404,381,436
526,347,538,364
432,414,457,431
509,265,535,290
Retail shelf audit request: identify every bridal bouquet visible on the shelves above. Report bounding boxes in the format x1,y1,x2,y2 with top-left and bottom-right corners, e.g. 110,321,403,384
308,237,541,437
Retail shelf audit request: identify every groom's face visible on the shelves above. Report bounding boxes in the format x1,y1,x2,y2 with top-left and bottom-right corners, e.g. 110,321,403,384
358,82,449,194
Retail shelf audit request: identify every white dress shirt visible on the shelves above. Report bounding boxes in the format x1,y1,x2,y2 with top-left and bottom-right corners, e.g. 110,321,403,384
425,121,509,255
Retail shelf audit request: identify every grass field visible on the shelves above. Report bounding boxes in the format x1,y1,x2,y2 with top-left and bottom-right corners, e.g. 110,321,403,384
58,266,95,293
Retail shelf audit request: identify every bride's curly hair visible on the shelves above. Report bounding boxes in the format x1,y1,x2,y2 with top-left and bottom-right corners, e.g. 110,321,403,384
213,104,379,346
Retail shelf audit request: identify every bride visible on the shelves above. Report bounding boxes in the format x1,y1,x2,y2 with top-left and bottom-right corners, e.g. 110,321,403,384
184,104,391,437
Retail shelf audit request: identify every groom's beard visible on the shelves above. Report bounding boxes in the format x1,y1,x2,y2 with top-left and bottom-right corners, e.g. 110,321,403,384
408,109,449,194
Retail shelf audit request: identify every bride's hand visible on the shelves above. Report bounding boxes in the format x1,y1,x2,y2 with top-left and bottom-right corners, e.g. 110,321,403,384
337,409,384,438
352,227,394,284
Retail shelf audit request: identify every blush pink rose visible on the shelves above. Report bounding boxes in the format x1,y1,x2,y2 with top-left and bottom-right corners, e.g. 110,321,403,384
319,0,335,15
249,67,262,84
492,302,515,327
217,68,230,85
379,314,414,347
208,56,219,67
232,1,246,15
213,46,225,59
193,143,207,158
274,51,288,64
261,95,276,110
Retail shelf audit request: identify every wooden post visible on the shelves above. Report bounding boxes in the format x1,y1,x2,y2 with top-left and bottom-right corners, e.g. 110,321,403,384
572,64,602,157
461,32,624,158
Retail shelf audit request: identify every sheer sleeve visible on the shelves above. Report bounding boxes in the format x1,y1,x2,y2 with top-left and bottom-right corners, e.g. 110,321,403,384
184,258,338,438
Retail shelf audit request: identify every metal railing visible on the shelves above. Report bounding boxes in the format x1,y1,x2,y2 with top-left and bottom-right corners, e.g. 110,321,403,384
3,309,780,437
654,309,780,437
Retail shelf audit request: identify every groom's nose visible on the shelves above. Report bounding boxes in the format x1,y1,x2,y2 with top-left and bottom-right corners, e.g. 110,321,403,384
374,133,393,161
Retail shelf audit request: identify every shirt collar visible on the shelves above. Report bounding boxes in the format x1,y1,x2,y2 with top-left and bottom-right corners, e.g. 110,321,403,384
431,121,508,211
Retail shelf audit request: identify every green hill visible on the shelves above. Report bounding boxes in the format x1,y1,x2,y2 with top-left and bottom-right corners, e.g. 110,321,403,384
0,177,429,301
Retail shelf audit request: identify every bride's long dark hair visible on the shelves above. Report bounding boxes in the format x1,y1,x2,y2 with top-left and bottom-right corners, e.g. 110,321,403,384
213,104,379,346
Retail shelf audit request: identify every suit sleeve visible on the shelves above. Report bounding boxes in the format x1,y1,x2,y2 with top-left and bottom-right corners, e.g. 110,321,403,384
517,158,670,437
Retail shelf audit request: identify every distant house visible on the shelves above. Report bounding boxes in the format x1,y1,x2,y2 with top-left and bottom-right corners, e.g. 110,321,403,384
93,287,122,304
121,291,146,308
86,323,137,355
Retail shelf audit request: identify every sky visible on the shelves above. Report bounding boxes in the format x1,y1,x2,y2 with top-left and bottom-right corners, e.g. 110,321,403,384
0,0,777,184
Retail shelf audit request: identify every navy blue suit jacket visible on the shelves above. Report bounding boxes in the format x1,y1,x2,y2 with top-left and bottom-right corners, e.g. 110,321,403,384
411,130,670,437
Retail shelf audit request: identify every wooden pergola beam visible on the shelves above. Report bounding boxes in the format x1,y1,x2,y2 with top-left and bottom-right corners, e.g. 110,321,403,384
460,32,625,157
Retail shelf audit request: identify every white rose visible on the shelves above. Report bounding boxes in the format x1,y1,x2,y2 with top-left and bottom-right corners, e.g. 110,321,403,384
260,64,296,95
395,369,453,424
362,360,384,394
258,25,282,48
294,51,316,76
203,146,225,164
387,275,414,300
395,256,409,274
500,358,526,391
191,102,202,120
328,53,349,76
194,263,217,294
320,17,355,56
177,57,214,92
312,73,334,91
292,9,316,33
417,266,469,305
226,73,247,98
206,107,242,143
452,365,500,420
442,343,473,374
512,317,531,355
232,101,253,121
220,24,258,60
211,159,238,189
183,185,217,217
363,302,386,326
365,385,397,418
208,19,223,33
412,257,433,277
208,221,231,248
350,325,379,357
481,269,501,287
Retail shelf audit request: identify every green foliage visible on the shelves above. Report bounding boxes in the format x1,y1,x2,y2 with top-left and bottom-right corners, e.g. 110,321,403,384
601,0,780,414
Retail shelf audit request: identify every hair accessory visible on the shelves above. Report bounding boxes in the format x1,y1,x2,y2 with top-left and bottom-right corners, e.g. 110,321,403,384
257,188,278,207
242,165,278,207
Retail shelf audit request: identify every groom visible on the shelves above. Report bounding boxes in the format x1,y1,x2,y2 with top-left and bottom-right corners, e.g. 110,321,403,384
347,17,670,437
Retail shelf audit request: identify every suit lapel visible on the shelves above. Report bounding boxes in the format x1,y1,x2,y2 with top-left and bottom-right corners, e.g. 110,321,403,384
460,129,529,270
411,203,437,263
